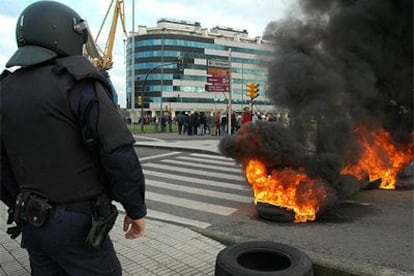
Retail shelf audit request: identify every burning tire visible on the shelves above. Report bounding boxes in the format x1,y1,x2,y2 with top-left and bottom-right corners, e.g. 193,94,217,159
256,203,295,222
215,241,313,276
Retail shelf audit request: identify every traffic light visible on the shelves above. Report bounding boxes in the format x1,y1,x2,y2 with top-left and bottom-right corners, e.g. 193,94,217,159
177,57,184,72
137,96,143,107
245,82,260,99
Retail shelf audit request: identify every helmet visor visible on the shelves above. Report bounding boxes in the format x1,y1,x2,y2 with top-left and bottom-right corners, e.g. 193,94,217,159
6,45,57,68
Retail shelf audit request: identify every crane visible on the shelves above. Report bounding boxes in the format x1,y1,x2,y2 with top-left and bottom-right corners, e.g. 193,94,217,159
83,0,128,105
84,0,127,71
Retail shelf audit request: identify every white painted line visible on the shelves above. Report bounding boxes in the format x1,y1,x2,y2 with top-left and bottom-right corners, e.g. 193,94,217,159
146,191,237,216
160,159,242,173
190,153,232,160
139,151,181,161
143,170,249,191
144,163,245,181
177,155,240,167
133,135,165,142
112,202,211,229
147,209,211,229
147,179,252,203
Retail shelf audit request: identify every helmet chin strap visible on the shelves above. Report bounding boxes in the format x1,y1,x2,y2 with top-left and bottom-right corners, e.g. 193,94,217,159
73,18,88,43
73,19,88,34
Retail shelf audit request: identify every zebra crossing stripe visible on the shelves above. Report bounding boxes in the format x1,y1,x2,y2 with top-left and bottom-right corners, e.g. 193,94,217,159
176,155,240,167
146,191,237,216
160,159,242,173
147,209,211,229
139,151,181,161
189,153,233,160
147,179,252,203
143,170,249,191
144,163,245,181
112,203,211,229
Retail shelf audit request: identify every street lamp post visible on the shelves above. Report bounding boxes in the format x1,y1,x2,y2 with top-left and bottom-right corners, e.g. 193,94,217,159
228,48,232,135
130,0,135,120
241,61,244,111
141,62,180,131
159,28,166,132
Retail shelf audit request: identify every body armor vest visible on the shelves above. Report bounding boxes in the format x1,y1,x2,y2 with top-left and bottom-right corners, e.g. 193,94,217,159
1,56,115,203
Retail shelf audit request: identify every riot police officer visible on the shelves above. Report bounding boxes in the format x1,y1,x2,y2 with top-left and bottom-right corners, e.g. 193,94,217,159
0,1,146,275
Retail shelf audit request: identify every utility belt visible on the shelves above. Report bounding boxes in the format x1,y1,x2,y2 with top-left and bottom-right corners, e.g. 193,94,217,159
13,191,118,249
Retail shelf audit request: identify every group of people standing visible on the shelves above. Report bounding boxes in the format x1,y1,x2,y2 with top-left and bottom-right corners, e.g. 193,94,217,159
175,106,268,136
175,106,286,136
176,111,212,135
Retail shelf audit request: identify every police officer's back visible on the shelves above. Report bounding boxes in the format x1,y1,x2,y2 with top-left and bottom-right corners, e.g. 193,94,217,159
0,1,146,275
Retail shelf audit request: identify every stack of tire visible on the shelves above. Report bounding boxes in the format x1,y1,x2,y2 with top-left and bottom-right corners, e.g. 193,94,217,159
215,241,313,276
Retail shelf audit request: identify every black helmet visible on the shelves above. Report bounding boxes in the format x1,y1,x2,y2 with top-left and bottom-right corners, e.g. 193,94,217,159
6,1,88,68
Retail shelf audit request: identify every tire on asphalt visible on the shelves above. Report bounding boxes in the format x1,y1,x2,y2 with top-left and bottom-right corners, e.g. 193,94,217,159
256,203,295,222
215,241,313,276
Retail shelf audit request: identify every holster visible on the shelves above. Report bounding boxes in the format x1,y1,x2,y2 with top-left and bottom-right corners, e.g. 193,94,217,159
85,194,118,249
14,192,52,228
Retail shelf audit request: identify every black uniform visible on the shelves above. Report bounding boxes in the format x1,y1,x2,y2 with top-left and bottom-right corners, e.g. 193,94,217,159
1,55,146,275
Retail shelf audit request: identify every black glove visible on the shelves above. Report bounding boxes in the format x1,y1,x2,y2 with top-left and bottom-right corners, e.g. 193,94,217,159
6,208,21,239
6,226,21,239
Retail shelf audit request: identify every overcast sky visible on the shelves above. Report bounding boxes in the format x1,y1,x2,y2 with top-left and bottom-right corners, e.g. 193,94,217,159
0,0,295,107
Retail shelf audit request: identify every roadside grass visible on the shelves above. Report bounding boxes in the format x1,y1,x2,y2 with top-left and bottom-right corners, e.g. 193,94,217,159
127,123,178,134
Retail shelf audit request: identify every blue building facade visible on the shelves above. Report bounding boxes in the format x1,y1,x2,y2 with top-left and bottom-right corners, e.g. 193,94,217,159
126,18,274,117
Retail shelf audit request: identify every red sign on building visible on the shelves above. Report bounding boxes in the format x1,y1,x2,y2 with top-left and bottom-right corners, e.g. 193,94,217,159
205,84,230,92
207,77,230,84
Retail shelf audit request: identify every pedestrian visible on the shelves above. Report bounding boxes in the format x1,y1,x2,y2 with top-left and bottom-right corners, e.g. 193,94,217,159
0,1,146,275
231,111,237,134
220,113,228,135
214,111,221,136
183,112,189,134
205,112,212,135
242,106,252,124
199,112,207,135
187,111,195,135
177,111,185,135
167,113,173,132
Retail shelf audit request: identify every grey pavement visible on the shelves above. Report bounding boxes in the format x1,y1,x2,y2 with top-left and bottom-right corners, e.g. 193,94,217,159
0,202,224,276
0,133,224,276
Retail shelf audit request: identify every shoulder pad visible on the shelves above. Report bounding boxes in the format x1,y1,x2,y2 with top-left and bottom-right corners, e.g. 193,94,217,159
53,56,106,82
1,69,12,81
52,56,116,103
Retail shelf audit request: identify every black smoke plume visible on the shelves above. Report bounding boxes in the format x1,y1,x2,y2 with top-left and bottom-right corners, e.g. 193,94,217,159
264,0,413,145
220,0,413,202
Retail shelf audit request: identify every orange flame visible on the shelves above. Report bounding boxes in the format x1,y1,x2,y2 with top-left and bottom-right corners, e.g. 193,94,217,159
342,126,414,189
245,159,330,223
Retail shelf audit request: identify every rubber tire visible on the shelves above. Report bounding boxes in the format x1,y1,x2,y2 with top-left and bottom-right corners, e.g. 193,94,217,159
256,203,295,222
215,241,313,276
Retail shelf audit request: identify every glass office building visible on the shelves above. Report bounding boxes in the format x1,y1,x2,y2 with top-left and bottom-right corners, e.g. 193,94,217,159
126,18,275,118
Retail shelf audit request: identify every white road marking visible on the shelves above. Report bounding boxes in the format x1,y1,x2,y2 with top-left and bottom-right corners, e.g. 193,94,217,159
146,191,237,216
139,151,181,161
144,163,245,181
143,170,249,191
147,179,252,203
160,159,242,173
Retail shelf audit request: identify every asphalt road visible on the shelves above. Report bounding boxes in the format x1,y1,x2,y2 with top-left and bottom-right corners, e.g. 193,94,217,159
132,143,414,275
199,189,413,274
